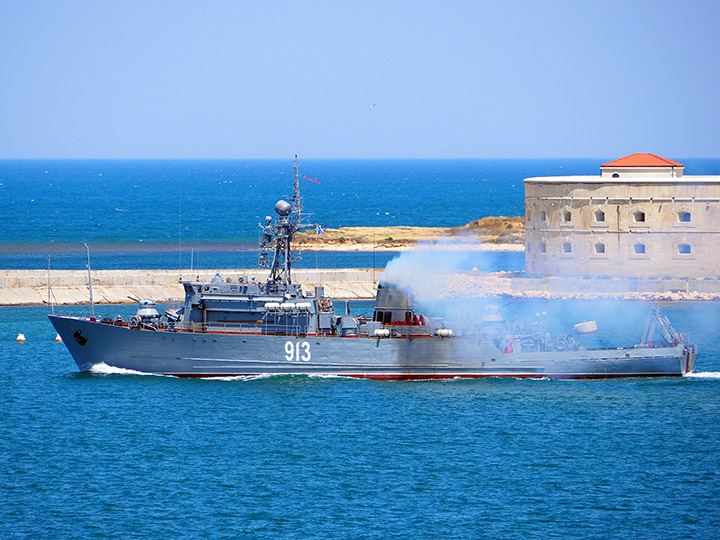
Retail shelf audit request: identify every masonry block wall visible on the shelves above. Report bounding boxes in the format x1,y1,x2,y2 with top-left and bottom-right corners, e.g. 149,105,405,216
524,154,720,278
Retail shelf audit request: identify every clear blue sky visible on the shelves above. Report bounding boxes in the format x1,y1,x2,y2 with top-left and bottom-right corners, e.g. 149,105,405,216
1,0,719,158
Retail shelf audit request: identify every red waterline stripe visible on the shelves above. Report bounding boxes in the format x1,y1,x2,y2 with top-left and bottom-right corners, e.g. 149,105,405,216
169,372,681,380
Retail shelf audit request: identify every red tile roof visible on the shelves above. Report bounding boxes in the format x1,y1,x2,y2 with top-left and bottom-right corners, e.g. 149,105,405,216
601,153,684,168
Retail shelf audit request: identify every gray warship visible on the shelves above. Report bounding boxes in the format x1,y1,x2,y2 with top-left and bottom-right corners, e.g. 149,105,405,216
49,159,698,379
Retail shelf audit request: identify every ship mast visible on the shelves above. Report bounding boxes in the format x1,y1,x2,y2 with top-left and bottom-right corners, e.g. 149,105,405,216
292,154,302,226
258,155,308,292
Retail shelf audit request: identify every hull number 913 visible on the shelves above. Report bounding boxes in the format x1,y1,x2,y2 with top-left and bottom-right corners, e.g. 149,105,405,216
285,341,311,362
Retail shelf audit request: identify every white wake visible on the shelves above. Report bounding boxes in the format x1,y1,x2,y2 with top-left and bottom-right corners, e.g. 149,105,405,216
89,362,158,376
203,374,278,382
683,371,720,379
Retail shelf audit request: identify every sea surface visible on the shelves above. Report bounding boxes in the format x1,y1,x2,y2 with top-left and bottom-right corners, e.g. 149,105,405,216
2,300,720,540
2,158,718,271
2,159,720,539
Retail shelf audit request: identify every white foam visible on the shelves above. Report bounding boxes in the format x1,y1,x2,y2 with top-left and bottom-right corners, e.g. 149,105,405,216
89,362,157,376
684,371,720,379
203,374,278,382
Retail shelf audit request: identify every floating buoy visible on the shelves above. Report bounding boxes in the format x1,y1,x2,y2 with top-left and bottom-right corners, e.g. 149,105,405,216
16,333,27,342
55,333,63,342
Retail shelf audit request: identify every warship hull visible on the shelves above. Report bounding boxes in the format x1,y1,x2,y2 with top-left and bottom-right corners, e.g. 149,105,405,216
49,315,697,380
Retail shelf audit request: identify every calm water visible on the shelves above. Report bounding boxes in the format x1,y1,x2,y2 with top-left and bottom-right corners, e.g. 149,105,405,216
2,301,720,540
2,160,720,539
2,158,718,270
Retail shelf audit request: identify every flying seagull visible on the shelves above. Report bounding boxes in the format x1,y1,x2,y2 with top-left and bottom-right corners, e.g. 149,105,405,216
369,103,376,109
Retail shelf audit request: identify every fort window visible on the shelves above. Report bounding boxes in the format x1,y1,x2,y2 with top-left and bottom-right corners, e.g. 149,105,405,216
562,242,572,254
594,210,605,222
678,211,691,222
540,242,547,253
539,210,547,222
634,243,646,254
678,244,691,254
612,173,620,178
594,243,605,254
633,211,646,223
562,210,572,222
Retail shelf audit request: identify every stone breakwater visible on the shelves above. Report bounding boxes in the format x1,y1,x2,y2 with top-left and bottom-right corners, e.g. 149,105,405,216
2,269,720,306
0,269,379,306
439,272,720,302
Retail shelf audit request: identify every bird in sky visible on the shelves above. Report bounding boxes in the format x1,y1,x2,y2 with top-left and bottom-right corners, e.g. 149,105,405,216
369,103,376,109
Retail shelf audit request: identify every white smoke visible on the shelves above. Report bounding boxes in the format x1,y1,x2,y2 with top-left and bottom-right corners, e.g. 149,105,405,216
380,236,484,300
377,237,681,347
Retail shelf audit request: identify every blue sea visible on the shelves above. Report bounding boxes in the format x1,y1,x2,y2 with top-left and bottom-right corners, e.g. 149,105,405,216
2,159,720,539
0,157,715,271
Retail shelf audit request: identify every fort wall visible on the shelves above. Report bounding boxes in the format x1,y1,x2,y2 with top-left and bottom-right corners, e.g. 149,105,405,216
524,156,720,278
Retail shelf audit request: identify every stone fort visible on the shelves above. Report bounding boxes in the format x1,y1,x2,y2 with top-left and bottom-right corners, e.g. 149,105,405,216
524,154,720,279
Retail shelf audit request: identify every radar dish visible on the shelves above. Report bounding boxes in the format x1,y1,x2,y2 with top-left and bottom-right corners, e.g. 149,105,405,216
275,200,292,216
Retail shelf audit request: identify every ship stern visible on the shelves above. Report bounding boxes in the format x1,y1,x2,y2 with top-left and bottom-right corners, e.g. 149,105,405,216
683,344,698,375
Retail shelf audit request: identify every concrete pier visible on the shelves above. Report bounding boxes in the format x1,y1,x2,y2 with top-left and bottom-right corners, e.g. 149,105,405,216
3,268,720,306
0,269,380,306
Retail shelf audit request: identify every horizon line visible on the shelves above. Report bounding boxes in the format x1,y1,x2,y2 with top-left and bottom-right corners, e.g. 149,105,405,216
2,156,720,161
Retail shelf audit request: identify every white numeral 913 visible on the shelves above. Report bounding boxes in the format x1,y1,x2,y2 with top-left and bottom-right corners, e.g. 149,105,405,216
285,341,311,362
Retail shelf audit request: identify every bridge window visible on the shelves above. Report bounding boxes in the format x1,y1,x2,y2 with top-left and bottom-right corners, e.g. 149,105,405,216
634,243,646,254
678,211,691,222
678,244,691,254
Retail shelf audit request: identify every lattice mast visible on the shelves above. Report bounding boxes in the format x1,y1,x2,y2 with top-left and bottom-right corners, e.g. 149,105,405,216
258,155,310,290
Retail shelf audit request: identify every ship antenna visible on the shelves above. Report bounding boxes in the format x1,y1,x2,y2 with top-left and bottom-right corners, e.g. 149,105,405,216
178,176,183,280
47,255,55,315
84,243,95,319
292,154,302,226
